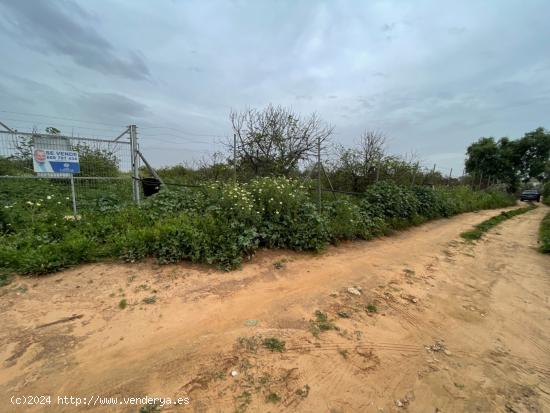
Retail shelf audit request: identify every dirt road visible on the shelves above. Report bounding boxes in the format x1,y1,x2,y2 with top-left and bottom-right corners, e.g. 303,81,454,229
1,206,549,413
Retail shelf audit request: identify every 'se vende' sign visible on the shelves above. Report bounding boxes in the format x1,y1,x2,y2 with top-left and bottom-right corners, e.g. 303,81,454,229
33,148,80,174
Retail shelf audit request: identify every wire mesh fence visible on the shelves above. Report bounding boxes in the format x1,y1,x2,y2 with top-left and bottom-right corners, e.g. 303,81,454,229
0,127,138,212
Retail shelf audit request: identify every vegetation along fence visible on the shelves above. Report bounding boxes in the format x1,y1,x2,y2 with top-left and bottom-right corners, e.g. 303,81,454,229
0,121,149,214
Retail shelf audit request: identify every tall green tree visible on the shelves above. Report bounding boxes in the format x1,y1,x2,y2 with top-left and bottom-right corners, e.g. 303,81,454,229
465,127,550,191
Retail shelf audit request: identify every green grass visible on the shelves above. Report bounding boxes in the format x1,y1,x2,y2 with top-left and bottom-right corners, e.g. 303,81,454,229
138,402,161,413
265,393,281,403
309,310,337,337
542,182,550,206
460,205,537,240
540,212,550,254
142,295,157,304
337,348,349,359
0,270,12,287
262,337,286,352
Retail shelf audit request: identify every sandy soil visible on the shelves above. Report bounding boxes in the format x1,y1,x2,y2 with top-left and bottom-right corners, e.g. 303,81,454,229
1,205,549,413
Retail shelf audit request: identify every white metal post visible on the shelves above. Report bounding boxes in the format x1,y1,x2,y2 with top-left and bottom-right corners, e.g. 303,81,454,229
70,175,77,216
317,135,321,209
129,125,141,205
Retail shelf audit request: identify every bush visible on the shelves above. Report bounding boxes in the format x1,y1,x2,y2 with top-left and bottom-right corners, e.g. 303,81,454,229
363,181,420,220
542,182,550,206
323,198,368,241
0,178,518,276
540,212,550,254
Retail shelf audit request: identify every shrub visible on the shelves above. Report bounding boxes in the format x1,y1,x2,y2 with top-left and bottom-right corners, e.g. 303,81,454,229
542,182,550,206
540,212,550,253
323,198,368,241
365,181,419,220
0,177,518,276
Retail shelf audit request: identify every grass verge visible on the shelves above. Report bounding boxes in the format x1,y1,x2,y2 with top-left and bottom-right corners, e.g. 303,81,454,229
539,211,550,254
460,204,537,240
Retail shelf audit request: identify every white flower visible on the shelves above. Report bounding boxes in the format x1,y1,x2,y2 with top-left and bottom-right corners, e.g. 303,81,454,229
66,197,70,200
57,201,61,205
47,195,52,200
26,201,34,205
36,203,41,207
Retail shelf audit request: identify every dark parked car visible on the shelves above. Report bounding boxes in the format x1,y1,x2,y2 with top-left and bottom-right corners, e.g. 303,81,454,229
520,189,541,202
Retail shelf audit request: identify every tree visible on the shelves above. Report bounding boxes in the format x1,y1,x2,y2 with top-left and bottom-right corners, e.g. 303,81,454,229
465,127,550,191
514,127,550,182
230,104,333,177
358,130,386,179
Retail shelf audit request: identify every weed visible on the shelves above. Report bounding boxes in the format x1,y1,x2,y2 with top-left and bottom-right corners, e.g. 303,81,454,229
540,212,550,254
337,310,351,318
366,304,377,313
135,284,150,292
237,336,260,352
310,310,337,337
262,337,286,352
118,299,128,309
127,275,137,282
214,371,225,380
266,393,281,403
0,271,12,287
234,391,252,413
142,295,157,304
139,402,161,413
273,260,285,269
240,358,253,370
461,205,536,240
258,374,271,385
337,348,349,359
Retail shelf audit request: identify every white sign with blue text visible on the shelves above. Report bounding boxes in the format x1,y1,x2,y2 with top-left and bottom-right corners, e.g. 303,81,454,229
33,148,80,174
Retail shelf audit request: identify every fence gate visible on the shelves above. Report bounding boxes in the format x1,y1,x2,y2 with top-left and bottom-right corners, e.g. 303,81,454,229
0,121,143,214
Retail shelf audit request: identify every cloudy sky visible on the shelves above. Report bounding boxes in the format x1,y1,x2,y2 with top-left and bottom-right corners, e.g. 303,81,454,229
0,0,549,173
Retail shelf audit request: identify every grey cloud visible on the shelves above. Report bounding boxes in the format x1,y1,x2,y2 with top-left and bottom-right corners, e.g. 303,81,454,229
0,0,549,174
0,0,150,80
75,93,150,119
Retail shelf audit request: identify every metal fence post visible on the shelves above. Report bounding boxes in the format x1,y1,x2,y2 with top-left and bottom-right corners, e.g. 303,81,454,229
233,133,237,183
317,135,322,209
129,124,141,205
70,175,78,216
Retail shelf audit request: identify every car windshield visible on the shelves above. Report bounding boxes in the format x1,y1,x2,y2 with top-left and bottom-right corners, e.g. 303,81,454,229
523,190,538,194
